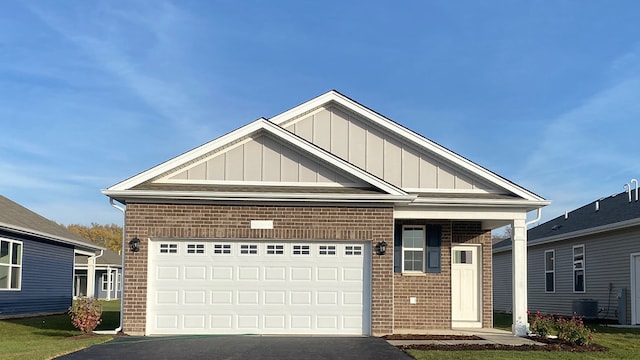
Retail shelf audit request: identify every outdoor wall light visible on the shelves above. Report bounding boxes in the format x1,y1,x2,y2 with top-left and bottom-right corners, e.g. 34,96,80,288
375,240,387,255
129,237,140,252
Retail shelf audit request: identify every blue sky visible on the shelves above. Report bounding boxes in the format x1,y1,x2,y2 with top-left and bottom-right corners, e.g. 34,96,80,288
1,0,639,227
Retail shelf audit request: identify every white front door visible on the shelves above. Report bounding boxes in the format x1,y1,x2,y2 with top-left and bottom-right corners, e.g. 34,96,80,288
146,240,371,335
451,245,481,328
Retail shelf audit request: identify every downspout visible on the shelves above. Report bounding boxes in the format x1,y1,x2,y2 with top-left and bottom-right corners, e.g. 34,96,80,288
95,198,125,335
525,208,542,227
87,250,104,298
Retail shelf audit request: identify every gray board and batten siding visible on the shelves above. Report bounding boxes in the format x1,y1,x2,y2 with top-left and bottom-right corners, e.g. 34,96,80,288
493,190,640,324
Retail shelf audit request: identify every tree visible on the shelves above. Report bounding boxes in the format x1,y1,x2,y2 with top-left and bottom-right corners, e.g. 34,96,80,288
491,225,512,244
66,223,123,253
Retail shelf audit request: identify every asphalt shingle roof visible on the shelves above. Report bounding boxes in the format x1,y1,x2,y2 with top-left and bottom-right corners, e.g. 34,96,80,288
75,248,122,266
0,195,102,250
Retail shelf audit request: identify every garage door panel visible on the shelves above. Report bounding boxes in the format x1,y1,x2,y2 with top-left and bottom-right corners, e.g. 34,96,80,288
147,241,370,335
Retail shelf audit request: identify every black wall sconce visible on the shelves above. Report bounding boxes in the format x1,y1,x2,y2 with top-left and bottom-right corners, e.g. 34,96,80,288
129,237,140,252
375,240,387,255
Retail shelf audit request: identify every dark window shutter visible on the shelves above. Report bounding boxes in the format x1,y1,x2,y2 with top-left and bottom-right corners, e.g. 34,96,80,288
394,224,402,273
426,225,441,273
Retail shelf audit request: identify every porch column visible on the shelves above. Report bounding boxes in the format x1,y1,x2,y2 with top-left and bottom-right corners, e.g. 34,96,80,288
511,218,528,336
106,267,112,301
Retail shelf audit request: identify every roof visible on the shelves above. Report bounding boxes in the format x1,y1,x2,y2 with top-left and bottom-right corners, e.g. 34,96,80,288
75,248,122,267
0,195,103,251
493,188,640,252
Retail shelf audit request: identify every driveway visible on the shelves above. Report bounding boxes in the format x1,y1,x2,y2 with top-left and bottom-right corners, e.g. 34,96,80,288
56,335,411,360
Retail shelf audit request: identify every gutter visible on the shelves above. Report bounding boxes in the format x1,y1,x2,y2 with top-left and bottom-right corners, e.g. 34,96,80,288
0,222,103,251
94,198,125,335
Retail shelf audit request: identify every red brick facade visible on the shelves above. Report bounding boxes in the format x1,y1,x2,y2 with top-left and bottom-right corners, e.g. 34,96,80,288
123,203,492,335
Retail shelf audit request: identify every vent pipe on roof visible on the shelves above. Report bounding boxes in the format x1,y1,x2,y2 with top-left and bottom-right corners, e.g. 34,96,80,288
595,200,600,212
565,211,569,219
631,179,638,201
624,183,631,203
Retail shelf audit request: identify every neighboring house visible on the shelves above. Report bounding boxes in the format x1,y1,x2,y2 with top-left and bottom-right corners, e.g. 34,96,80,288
74,249,122,300
493,187,640,325
102,90,548,336
0,195,102,317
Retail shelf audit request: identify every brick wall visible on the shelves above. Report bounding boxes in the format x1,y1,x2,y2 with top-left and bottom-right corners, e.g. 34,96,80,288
123,203,394,335
392,220,493,332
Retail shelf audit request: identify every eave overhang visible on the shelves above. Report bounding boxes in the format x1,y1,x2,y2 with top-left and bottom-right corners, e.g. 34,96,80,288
0,222,103,252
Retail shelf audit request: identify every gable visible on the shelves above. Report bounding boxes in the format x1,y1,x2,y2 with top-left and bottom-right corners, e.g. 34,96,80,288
279,103,501,193
160,131,368,187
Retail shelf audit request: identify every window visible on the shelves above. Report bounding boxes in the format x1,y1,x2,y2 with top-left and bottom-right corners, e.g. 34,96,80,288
266,244,284,255
101,273,114,292
402,226,424,271
159,243,178,254
293,245,310,255
394,224,441,273
240,244,258,255
573,245,585,292
319,245,336,255
345,245,362,256
213,244,231,254
187,244,205,254
453,250,473,264
545,250,555,292
0,239,22,290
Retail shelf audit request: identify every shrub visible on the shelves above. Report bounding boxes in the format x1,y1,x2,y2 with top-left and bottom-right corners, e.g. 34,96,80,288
556,315,594,345
69,297,103,334
529,311,554,337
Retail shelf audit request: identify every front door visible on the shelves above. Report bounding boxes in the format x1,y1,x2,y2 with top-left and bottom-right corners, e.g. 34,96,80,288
451,245,481,328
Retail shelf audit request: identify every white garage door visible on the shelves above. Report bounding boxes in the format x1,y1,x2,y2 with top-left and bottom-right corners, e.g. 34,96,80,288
146,240,371,335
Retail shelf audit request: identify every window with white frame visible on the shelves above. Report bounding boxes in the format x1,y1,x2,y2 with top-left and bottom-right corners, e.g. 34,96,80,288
545,250,555,292
186,244,205,254
402,226,425,272
0,238,22,290
573,245,585,292
101,273,114,292
213,244,231,254
159,243,178,254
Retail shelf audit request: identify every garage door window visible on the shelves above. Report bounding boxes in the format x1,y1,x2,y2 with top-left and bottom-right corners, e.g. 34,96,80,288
240,244,258,255
319,245,336,255
293,245,310,255
345,245,362,256
160,244,178,254
213,244,231,254
267,244,284,255
187,244,205,254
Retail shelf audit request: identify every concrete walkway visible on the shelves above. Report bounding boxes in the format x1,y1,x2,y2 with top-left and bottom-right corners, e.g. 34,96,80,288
387,328,546,347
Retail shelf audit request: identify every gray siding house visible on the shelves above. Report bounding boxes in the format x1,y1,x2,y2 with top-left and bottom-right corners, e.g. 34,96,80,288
0,195,102,317
74,249,122,300
493,186,640,325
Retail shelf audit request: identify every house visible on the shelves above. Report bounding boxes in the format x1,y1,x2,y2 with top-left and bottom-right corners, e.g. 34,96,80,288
74,249,122,300
102,90,548,336
493,185,640,325
0,195,102,317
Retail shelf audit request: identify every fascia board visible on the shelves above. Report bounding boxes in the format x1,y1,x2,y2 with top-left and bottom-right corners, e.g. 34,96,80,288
271,90,545,202
410,197,550,208
0,222,103,251
102,190,415,203
491,217,640,254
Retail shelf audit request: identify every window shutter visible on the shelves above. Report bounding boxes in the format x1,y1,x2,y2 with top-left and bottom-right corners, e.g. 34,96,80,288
393,224,402,273
426,225,441,273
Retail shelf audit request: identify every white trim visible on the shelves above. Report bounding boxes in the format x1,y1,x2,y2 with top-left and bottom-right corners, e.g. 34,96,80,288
401,225,426,273
404,188,497,194
544,249,555,293
270,90,545,202
106,118,407,197
573,244,586,293
631,252,640,325
0,222,103,252
0,237,23,291
155,179,368,188
451,244,482,328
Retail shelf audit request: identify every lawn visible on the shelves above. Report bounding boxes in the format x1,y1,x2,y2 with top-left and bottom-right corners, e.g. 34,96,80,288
406,313,640,359
0,300,120,360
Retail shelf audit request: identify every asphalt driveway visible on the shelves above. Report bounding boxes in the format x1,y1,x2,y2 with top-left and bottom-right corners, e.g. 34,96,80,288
55,335,411,360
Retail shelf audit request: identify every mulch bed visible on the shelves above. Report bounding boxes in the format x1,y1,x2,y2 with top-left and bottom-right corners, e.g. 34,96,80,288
395,336,608,352
383,334,483,340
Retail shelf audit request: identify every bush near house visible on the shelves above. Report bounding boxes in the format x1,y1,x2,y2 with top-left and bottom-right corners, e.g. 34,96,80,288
68,297,103,334
529,311,593,345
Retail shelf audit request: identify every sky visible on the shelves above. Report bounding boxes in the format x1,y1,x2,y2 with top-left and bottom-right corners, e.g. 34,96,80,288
1,0,639,228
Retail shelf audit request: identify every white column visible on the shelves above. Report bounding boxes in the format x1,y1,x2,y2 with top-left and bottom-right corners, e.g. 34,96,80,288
512,218,528,336
86,256,96,298
106,267,112,301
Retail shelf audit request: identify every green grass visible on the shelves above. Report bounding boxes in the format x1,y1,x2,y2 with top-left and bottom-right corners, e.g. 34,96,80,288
406,313,640,360
0,300,120,360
